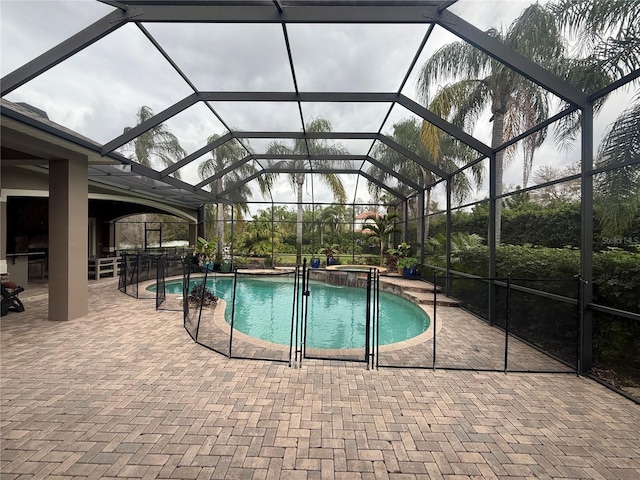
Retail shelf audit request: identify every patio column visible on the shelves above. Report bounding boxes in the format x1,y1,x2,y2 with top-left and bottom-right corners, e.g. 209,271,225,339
48,156,88,321
188,223,197,247
0,196,6,275
106,220,117,256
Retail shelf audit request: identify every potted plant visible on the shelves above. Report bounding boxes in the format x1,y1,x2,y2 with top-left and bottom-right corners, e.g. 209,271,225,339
386,242,411,273
398,257,420,279
310,257,321,268
193,236,218,272
319,244,339,266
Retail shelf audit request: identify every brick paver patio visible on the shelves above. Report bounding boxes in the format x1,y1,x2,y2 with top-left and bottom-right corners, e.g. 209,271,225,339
2,279,639,479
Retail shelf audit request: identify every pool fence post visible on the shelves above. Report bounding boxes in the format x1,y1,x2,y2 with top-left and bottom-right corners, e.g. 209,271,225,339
365,268,372,367
292,265,300,367
229,269,238,358
302,260,310,364
375,270,380,370
433,273,437,370
577,274,583,376
504,275,510,373
289,265,297,368
182,262,190,336
194,267,208,343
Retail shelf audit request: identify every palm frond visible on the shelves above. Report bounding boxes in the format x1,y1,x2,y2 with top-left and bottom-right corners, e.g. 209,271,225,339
122,106,186,180
552,0,640,76
416,41,493,103
594,101,640,234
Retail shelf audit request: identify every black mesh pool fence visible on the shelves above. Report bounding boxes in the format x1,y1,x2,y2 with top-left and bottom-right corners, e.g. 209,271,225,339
117,252,162,300
379,274,579,373
120,258,584,373
498,278,579,373
226,268,298,364
156,255,186,311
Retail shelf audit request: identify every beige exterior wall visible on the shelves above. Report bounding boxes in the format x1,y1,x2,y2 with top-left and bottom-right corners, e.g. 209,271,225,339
1,165,49,192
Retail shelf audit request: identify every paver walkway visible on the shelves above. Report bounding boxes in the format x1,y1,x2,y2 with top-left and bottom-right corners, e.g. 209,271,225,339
2,280,639,479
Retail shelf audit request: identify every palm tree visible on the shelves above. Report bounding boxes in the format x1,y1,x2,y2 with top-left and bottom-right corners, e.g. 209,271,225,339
123,106,186,180
363,212,401,265
197,133,270,256
266,118,348,264
317,205,345,246
551,0,640,234
416,3,571,244
369,118,480,242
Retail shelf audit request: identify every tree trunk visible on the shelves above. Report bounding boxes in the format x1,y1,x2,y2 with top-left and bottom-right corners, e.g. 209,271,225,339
296,174,304,265
216,205,225,254
425,188,432,242
492,112,505,245
215,179,225,256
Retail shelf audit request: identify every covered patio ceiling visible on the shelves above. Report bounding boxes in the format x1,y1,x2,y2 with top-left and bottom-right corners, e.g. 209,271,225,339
0,0,608,208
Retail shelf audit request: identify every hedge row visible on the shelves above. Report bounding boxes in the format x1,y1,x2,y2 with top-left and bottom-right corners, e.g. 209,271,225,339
428,201,640,250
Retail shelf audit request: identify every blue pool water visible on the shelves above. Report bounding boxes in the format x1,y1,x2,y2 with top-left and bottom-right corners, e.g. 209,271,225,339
155,277,430,349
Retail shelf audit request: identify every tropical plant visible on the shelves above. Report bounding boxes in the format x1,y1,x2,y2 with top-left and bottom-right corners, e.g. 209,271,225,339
198,132,273,256
363,212,401,265
426,232,484,267
193,236,218,266
387,241,411,259
368,118,480,243
594,101,640,235
398,257,420,269
266,118,349,264
236,206,295,255
416,3,597,244
122,106,186,180
317,205,345,247
319,243,339,265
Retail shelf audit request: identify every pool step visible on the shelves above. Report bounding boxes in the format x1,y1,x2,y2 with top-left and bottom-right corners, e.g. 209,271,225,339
380,277,440,293
378,278,459,307
404,290,460,307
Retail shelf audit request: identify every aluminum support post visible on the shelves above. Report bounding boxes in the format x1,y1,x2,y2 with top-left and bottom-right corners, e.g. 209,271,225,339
580,103,595,373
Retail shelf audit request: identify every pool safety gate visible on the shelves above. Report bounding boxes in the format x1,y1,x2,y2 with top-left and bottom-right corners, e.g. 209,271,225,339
295,261,381,369
181,261,381,367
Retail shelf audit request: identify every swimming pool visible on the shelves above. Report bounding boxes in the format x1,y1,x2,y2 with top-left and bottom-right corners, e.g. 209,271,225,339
154,277,429,349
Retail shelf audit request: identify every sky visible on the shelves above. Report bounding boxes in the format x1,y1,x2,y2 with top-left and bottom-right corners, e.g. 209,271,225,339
1,0,635,215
